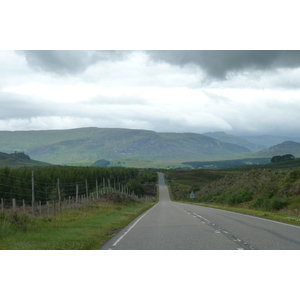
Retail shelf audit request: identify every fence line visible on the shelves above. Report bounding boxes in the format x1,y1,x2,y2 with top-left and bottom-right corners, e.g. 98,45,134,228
0,171,138,216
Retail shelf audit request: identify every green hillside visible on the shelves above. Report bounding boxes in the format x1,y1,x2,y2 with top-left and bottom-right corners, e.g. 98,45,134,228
165,160,300,224
0,127,252,165
250,141,300,158
203,131,264,152
0,151,51,168
0,127,106,153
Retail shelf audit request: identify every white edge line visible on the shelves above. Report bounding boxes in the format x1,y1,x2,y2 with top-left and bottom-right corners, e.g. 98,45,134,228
217,208,300,229
112,203,158,247
179,203,300,229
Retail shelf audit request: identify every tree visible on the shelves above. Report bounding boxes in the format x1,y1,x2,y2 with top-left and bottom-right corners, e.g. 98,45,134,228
271,154,295,163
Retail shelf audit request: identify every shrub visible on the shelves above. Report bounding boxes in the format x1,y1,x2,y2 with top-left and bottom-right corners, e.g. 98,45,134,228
5,212,33,232
288,170,300,182
250,194,269,210
215,194,228,204
125,179,144,197
270,198,288,211
251,195,288,211
227,190,254,205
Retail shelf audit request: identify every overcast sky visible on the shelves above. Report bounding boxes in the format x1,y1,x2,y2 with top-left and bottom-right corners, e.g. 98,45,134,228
1,0,300,137
1,49,300,137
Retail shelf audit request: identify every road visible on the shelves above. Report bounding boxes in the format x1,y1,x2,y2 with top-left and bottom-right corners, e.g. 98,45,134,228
99,173,300,250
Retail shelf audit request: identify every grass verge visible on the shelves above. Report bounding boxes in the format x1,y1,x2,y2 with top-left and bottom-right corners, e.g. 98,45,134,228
165,168,300,227
0,200,156,250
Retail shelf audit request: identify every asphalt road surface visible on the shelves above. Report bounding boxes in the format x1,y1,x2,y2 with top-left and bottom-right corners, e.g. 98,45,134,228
100,173,300,250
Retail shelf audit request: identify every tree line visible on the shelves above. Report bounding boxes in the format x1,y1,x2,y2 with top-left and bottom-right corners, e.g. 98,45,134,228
271,154,295,163
0,166,157,204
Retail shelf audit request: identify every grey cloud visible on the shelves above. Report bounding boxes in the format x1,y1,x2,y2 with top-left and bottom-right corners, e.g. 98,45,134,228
0,92,57,120
16,50,130,75
145,50,300,80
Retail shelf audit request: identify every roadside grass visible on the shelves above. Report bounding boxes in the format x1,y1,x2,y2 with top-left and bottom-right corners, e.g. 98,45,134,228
165,168,300,227
0,199,157,250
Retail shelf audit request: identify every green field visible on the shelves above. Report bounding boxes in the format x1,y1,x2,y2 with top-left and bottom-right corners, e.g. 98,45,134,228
0,195,157,250
0,165,158,250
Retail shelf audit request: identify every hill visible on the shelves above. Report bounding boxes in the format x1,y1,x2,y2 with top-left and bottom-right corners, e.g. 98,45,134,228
203,131,264,152
250,141,300,158
240,135,300,148
0,127,252,165
165,162,300,220
0,151,51,168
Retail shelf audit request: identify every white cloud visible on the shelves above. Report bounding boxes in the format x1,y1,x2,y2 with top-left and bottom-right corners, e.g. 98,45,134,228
1,50,300,137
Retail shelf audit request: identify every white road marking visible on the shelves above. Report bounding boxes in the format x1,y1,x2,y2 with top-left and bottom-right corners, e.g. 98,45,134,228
213,208,300,229
111,203,158,248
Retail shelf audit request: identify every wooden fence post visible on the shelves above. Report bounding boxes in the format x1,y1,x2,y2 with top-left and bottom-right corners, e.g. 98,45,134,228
12,198,16,212
96,179,99,199
53,197,56,217
32,170,35,215
57,178,61,213
85,179,88,199
76,184,79,205
1,198,3,212
23,199,25,213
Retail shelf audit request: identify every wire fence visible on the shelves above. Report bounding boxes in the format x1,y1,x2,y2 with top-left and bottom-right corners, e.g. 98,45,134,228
0,170,140,217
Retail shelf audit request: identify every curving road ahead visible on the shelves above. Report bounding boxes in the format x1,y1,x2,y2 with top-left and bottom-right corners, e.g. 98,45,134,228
99,173,300,250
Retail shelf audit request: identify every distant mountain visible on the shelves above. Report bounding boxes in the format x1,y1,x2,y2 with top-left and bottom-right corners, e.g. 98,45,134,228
203,131,264,152
240,135,300,148
0,151,51,168
0,127,252,165
90,159,110,167
250,141,300,158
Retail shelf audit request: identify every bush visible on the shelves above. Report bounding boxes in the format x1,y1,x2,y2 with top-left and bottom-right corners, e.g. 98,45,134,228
250,195,270,210
5,212,33,232
226,190,254,205
215,194,229,204
270,198,288,210
125,179,144,197
288,170,300,182
251,195,288,211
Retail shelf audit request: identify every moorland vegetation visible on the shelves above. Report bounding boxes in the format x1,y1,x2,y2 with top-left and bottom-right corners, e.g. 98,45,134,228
165,159,300,225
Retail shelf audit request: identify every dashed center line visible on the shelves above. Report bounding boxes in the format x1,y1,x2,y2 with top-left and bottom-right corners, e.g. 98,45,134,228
176,204,256,250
